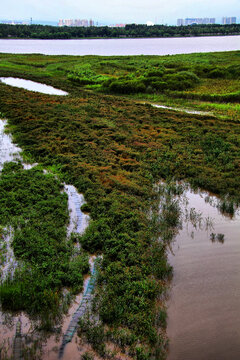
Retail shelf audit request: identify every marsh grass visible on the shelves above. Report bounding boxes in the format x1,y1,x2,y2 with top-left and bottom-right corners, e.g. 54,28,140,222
0,51,239,359
0,162,89,326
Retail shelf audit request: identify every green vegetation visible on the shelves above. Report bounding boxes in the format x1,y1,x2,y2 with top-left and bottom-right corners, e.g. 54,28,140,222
1,23,240,39
0,51,239,358
0,162,89,326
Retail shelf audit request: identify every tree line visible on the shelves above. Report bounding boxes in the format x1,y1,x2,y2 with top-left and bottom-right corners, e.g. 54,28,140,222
0,23,240,39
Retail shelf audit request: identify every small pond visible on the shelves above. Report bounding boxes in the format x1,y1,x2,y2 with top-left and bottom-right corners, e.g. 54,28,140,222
0,77,68,95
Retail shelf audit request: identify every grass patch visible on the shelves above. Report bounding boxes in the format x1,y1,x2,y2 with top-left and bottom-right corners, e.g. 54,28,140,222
0,162,89,326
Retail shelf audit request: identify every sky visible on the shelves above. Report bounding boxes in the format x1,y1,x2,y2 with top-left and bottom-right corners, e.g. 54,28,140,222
1,0,240,25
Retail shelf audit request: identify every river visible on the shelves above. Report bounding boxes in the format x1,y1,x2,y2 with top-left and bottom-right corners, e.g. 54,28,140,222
0,35,240,55
167,189,240,360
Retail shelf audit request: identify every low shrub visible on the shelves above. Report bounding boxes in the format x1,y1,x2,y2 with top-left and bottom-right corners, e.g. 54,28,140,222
68,64,109,85
107,79,146,94
163,71,200,91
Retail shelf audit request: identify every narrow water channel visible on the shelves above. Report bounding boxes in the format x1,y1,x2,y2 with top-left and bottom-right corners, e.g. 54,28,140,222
167,189,240,360
0,119,22,170
151,103,211,115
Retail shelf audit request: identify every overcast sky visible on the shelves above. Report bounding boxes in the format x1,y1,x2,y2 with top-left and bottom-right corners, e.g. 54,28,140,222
1,0,240,25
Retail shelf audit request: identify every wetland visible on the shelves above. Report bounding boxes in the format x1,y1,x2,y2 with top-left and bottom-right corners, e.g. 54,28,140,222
0,51,239,359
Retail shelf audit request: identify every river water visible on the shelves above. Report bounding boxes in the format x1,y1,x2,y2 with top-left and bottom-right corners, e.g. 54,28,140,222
167,189,240,360
0,35,240,55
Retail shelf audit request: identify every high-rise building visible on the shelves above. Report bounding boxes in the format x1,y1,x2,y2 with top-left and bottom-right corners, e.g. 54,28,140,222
203,18,215,24
74,19,88,27
58,19,92,27
222,17,237,24
177,19,184,26
178,18,216,26
81,19,89,27
64,19,74,26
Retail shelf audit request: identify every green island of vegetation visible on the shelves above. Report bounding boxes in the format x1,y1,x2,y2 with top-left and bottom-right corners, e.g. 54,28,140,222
0,51,239,359
1,23,240,39
0,162,89,325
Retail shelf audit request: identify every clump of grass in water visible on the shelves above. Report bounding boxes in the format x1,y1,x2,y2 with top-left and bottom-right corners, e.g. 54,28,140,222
155,181,184,245
218,198,236,217
210,233,225,244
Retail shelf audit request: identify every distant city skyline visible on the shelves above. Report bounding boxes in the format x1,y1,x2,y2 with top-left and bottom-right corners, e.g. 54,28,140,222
1,16,239,28
58,19,94,27
1,0,240,26
177,17,238,26
177,18,216,26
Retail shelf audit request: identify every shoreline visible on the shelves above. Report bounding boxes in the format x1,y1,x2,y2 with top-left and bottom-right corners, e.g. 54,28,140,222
1,33,240,40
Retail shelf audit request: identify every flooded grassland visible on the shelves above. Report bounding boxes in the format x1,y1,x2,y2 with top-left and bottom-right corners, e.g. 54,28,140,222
0,82,93,359
0,53,239,359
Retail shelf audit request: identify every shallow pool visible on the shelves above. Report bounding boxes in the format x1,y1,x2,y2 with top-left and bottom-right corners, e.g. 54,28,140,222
0,77,68,95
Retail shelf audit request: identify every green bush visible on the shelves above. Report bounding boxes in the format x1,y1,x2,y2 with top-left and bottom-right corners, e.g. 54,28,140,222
107,79,146,94
227,64,240,78
145,69,165,77
151,81,167,91
0,163,89,319
68,64,109,85
163,71,200,90
208,67,228,79
81,203,91,213
63,254,89,292
79,218,112,252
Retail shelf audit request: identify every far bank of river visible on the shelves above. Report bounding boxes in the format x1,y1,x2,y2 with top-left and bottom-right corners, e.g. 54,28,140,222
0,35,240,55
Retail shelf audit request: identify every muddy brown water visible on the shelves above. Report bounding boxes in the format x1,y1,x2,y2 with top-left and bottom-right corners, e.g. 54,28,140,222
0,275,92,360
167,189,240,360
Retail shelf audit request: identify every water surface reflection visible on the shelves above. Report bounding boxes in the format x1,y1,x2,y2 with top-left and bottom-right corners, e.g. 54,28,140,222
167,189,240,360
